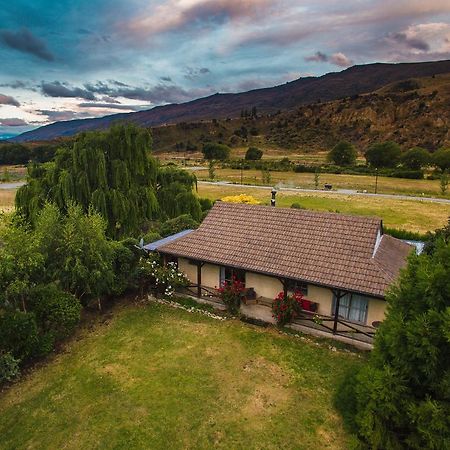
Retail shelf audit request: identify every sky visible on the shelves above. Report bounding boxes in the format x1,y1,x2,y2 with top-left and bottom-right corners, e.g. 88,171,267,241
0,0,450,137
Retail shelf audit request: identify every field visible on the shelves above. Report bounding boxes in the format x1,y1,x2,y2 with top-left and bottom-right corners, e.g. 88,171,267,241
0,301,362,450
194,168,449,198
197,184,450,234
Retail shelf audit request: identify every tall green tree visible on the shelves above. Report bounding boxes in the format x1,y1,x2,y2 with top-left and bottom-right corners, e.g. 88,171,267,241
365,141,402,168
328,141,357,166
401,147,431,170
351,239,450,449
16,124,201,238
433,147,450,172
202,143,230,161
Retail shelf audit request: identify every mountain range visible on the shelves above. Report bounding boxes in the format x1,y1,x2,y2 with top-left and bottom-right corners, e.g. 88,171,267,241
12,59,450,143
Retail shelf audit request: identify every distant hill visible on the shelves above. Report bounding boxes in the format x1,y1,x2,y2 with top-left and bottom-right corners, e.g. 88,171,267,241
13,60,450,143
151,72,450,153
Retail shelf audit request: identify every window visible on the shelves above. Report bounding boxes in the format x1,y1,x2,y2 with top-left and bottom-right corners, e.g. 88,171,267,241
166,256,178,268
332,293,368,324
220,266,245,286
287,280,308,296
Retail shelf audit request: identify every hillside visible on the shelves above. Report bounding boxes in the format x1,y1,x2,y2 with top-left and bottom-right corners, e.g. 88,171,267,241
13,60,450,143
152,72,450,153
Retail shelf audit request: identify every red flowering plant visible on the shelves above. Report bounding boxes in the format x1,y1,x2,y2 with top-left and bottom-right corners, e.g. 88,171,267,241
217,276,245,315
272,291,304,326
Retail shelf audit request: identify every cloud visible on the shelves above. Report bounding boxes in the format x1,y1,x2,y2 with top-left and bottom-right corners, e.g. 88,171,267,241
330,52,353,67
304,51,353,67
78,102,147,111
304,51,328,62
388,32,430,51
41,81,96,100
184,66,211,80
160,76,173,82
83,80,213,104
0,28,54,61
0,94,20,107
0,118,28,127
121,0,272,38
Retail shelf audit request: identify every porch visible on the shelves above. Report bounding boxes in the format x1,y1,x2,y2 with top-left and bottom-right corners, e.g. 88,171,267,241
178,284,376,350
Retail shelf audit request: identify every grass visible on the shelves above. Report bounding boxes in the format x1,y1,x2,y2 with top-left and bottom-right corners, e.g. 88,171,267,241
195,168,449,198
0,301,363,450
198,184,450,234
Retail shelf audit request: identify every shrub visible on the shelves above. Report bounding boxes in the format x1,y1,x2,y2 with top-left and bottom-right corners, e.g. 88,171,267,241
143,231,162,244
0,311,40,361
0,352,20,384
389,169,423,179
198,197,213,212
272,291,303,326
221,194,260,204
245,147,263,160
145,255,189,297
290,202,304,209
218,277,245,315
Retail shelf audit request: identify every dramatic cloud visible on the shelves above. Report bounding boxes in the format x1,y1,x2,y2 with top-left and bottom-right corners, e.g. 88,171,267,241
0,28,54,61
0,94,20,107
41,81,96,100
0,118,28,126
304,51,353,67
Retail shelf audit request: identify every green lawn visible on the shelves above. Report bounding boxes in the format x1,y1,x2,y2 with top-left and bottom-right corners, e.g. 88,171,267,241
0,301,363,450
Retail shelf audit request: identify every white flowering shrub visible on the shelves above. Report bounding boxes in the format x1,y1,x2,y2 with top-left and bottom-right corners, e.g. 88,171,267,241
139,254,189,298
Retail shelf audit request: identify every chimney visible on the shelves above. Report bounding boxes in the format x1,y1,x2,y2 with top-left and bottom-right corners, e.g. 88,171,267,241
271,188,277,207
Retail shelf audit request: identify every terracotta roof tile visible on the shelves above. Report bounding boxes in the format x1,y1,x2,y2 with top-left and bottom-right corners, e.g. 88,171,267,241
159,202,413,297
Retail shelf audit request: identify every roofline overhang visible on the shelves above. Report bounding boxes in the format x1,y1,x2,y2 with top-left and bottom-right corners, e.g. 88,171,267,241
156,249,386,300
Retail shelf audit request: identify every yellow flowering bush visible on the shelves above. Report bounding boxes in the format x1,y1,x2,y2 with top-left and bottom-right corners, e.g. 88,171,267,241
220,194,260,204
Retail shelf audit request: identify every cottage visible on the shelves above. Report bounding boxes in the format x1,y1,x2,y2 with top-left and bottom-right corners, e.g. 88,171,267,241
146,202,412,339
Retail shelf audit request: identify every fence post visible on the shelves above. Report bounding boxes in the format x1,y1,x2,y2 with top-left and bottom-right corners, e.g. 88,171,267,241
197,262,202,298
333,290,342,334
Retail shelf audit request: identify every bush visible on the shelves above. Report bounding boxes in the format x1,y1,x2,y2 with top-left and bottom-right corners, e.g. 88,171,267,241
0,352,20,384
218,277,245,315
290,202,304,209
389,168,423,179
245,147,263,160
198,197,213,212
0,311,40,361
159,214,199,237
28,284,82,342
143,231,162,244
272,291,303,326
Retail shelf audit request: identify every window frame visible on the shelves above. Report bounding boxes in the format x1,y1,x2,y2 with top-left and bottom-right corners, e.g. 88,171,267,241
332,292,369,324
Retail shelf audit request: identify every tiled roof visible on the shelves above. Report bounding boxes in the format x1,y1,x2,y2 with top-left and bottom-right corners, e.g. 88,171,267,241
143,229,194,251
158,202,412,297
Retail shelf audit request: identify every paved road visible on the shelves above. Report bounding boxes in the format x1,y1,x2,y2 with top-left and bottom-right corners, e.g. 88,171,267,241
0,181,25,189
199,181,450,204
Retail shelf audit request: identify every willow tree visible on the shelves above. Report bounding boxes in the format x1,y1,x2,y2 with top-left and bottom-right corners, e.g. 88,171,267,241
17,124,191,237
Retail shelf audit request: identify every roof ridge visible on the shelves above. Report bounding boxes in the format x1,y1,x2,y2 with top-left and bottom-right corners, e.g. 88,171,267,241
215,201,382,223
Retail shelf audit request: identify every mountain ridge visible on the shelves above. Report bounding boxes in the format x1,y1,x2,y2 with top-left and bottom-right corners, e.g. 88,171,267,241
12,59,450,142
